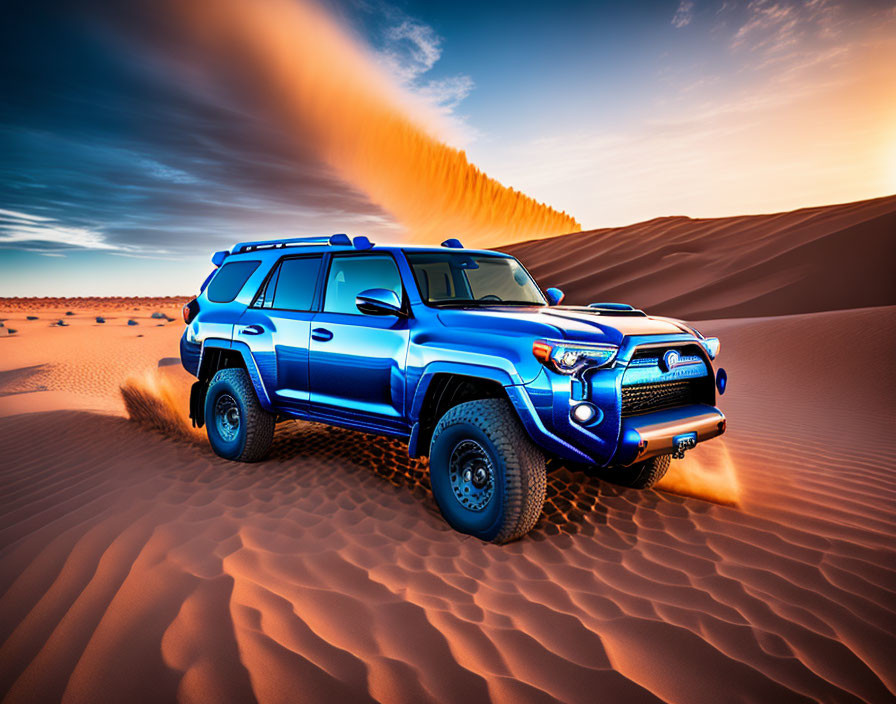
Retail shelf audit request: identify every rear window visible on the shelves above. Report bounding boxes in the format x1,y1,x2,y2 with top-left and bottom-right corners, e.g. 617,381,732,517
254,256,322,311
206,260,260,303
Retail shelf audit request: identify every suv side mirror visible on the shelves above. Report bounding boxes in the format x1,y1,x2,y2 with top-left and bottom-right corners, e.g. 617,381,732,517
545,287,565,306
356,288,403,316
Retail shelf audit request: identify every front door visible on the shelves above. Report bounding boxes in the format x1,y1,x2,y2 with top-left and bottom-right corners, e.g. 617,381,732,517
308,252,410,434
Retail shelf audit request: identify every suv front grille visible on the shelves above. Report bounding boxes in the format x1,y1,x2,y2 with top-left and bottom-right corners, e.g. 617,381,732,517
621,379,704,417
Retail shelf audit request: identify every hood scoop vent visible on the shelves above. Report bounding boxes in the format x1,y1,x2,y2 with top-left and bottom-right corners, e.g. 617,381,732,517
589,302,636,311
545,306,647,319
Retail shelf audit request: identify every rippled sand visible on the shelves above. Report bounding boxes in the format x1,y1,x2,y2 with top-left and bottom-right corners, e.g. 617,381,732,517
1,299,894,703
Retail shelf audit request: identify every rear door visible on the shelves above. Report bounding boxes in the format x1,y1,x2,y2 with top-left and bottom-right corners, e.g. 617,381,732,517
237,254,323,413
307,252,410,434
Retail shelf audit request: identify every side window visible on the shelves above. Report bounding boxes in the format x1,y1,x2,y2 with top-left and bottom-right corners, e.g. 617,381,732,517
255,256,322,310
206,260,260,303
323,255,402,315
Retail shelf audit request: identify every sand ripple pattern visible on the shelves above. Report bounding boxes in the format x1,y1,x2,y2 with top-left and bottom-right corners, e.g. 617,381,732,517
1,307,895,703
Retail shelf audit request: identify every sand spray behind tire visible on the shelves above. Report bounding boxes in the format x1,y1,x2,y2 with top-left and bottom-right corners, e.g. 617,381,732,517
656,439,741,506
120,363,206,444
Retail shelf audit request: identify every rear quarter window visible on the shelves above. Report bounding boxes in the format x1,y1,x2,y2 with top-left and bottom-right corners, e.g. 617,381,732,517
206,260,261,302
253,256,322,310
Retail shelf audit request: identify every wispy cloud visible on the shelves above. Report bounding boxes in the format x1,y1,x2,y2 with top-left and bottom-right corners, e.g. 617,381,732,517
730,0,846,56
415,75,475,110
369,7,477,142
0,208,53,223
0,209,116,251
672,1,696,28
137,158,200,185
732,0,800,52
379,19,442,82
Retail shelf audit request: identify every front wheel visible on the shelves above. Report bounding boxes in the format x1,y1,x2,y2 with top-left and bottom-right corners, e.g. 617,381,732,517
204,368,275,462
429,399,546,543
604,454,670,489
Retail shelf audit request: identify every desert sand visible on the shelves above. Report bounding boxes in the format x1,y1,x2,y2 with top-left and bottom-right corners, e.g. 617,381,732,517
2,200,895,703
503,194,896,318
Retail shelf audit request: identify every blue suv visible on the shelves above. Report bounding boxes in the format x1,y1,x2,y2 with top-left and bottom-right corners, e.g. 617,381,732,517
181,235,727,543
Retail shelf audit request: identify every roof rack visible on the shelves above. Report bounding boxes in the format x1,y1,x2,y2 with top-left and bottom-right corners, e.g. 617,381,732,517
232,234,353,253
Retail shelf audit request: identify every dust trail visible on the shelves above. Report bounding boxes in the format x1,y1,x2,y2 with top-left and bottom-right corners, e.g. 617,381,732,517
656,439,741,506
160,0,579,246
121,367,205,444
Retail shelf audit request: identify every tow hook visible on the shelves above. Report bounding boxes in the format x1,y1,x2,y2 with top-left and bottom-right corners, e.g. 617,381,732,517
672,432,697,459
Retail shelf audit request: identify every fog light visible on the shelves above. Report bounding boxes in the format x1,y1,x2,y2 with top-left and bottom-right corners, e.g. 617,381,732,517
571,402,598,424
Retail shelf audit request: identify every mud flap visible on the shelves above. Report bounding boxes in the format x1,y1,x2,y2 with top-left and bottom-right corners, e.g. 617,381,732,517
408,422,421,458
189,380,208,428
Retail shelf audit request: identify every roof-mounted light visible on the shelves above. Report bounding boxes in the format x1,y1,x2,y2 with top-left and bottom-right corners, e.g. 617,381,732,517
441,238,463,248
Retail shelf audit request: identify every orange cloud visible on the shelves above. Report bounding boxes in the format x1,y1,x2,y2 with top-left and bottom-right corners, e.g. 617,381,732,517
164,0,580,246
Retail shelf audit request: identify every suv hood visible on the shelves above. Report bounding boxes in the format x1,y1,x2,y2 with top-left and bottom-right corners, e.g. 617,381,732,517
436,305,691,344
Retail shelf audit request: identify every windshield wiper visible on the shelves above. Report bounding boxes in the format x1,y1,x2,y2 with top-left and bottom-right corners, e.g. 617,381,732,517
430,299,545,308
481,300,546,306
429,300,480,308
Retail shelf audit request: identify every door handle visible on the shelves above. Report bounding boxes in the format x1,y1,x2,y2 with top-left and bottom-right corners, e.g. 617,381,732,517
240,324,265,335
311,327,333,342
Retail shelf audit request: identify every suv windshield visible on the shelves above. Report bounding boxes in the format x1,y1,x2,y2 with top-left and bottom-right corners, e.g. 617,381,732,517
405,251,546,307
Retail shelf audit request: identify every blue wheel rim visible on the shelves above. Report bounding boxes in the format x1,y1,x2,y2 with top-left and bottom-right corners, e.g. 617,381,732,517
448,439,495,511
214,393,241,443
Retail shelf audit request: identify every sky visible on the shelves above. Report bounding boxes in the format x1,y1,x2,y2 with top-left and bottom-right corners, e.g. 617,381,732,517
1,0,895,296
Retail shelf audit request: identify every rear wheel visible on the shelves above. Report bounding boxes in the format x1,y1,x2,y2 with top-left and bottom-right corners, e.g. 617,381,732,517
429,399,546,543
605,454,670,489
204,368,274,462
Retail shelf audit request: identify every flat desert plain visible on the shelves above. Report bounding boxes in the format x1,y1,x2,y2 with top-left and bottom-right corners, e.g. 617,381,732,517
1,197,895,703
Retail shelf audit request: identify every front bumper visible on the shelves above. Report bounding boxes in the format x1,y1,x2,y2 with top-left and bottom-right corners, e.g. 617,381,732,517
511,333,726,467
612,403,726,466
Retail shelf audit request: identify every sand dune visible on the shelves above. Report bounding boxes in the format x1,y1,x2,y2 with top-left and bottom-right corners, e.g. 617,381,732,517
503,194,896,319
1,284,895,702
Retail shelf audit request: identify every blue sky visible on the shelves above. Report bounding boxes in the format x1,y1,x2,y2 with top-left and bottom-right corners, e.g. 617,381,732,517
2,0,894,295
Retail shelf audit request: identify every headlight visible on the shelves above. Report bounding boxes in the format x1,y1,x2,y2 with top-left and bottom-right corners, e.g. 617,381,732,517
532,339,618,374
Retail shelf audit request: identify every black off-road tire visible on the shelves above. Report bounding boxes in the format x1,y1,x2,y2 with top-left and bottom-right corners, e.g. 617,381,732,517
606,454,670,489
204,368,275,462
429,398,546,543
